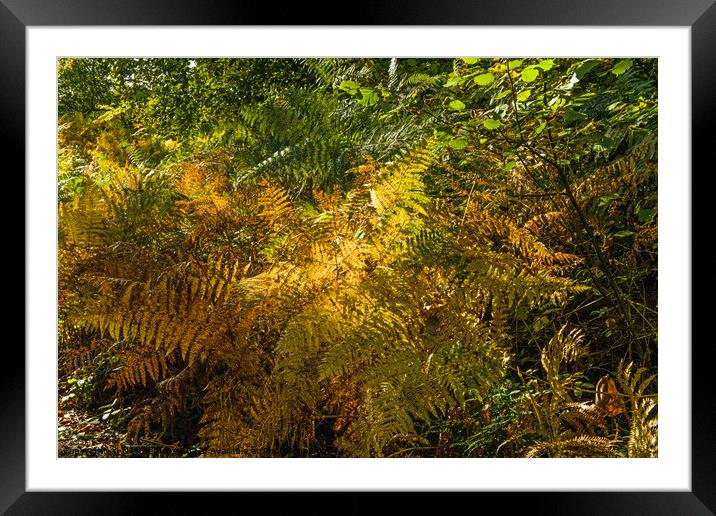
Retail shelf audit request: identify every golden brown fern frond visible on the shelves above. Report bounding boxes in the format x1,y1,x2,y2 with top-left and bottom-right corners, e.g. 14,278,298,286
540,325,588,401
525,435,618,458
617,361,658,457
59,181,111,247
257,181,297,230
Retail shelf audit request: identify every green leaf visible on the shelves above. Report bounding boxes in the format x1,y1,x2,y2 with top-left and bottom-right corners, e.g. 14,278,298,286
495,90,511,100
613,230,635,238
508,59,523,69
449,99,466,111
611,59,633,76
521,67,539,83
461,57,478,65
483,119,501,130
503,160,516,171
637,208,656,224
449,137,468,150
338,80,359,95
534,121,547,135
358,88,379,107
563,107,588,123
516,90,531,102
444,74,464,87
598,193,620,207
474,73,495,86
537,59,554,71
575,59,599,80
581,382,595,390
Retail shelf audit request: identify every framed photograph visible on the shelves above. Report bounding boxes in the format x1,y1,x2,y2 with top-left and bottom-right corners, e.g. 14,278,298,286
6,0,709,513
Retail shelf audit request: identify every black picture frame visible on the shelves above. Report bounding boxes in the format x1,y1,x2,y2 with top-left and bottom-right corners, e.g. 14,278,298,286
4,1,710,513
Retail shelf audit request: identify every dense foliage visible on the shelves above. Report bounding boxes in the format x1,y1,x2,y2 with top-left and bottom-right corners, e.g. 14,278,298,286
58,57,657,458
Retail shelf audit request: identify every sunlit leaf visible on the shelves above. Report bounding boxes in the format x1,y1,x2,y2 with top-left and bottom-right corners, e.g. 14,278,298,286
338,80,359,95
537,59,554,71
449,137,468,150
358,88,379,106
611,59,633,76
474,73,495,86
449,99,466,111
575,59,599,80
521,67,539,83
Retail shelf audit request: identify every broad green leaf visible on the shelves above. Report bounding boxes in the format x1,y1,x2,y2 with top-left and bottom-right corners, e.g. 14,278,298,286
496,90,511,100
358,88,379,106
483,119,501,130
537,59,554,71
503,160,516,171
449,137,468,150
338,80,359,95
516,89,531,102
575,59,599,80
521,67,539,83
637,208,656,224
508,59,523,69
449,99,466,111
474,73,495,86
611,59,633,76
462,57,478,65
